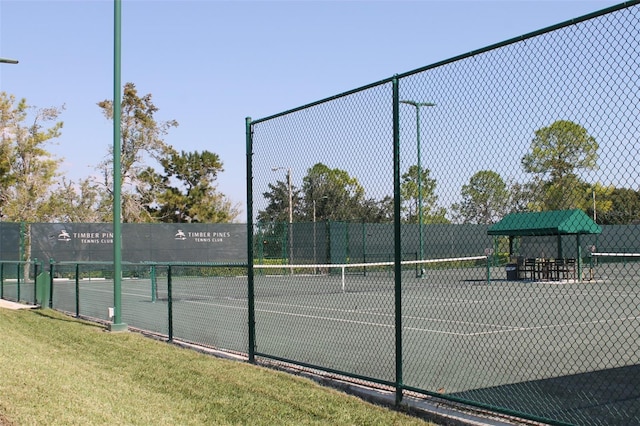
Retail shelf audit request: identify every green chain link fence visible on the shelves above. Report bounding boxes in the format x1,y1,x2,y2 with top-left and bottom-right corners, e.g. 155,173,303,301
2,2,640,425
247,2,640,425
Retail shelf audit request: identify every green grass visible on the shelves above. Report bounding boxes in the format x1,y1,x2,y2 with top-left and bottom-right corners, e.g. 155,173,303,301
0,308,433,425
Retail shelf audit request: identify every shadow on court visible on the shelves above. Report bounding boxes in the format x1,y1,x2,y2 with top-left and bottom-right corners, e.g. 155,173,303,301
452,364,640,425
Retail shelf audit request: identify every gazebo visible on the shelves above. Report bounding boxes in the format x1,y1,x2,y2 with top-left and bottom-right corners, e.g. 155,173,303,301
487,209,602,281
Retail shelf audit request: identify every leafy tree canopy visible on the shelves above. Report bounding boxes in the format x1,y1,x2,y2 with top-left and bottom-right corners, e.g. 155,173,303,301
453,170,509,224
522,120,598,181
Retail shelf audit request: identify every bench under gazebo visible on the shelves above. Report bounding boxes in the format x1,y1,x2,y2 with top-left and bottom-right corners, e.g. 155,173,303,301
487,209,602,281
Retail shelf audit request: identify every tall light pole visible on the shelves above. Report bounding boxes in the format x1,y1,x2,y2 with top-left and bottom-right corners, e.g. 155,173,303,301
400,100,435,276
110,0,127,332
272,167,293,267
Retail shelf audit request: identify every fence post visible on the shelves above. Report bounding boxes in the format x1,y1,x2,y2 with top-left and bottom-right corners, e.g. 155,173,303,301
150,264,157,303
246,116,256,363
486,256,491,285
33,259,39,304
167,265,173,342
48,259,54,308
75,263,80,318
0,263,3,299
16,262,21,302
392,75,404,406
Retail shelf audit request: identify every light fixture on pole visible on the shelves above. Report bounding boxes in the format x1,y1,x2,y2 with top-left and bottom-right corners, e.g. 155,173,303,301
400,100,435,277
272,167,293,268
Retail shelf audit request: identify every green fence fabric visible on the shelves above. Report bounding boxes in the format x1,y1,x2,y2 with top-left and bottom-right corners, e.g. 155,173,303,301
3,3,640,426
247,3,640,425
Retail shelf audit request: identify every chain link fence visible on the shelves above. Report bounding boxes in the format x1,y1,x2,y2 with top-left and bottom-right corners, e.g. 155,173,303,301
248,3,640,425
1,2,639,425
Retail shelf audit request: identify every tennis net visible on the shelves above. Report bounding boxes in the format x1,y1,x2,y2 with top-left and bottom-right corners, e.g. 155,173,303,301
253,255,489,297
149,256,489,301
587,252,640,282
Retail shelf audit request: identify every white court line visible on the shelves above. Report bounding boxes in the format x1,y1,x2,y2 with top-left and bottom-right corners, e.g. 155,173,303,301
183,299,247,311
461,315,640,337
252,307,510,337
249,302,640,338
254,299,391,317
403,315,640,337
254,307,394,329
185,297,513,333
403,314,515,330
69,284,640,338
159,291,640,337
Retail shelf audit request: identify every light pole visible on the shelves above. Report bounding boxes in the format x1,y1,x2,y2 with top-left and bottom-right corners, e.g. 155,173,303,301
110,0,127,332
400,100,435,276
272,167,293,268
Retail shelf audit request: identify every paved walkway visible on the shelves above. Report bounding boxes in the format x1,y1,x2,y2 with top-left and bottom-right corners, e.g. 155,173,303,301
0,299,36,310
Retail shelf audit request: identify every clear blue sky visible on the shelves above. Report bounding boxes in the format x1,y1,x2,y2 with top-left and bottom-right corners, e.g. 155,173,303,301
0,0,622,220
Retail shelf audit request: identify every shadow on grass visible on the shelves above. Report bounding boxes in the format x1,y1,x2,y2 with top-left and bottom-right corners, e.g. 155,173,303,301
452,364,640,425
31,309,106,330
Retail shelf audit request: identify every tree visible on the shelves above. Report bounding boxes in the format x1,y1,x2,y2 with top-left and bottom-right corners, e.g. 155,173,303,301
256,180,301,224
255,177,301,260
0,92,64,223
357,195,394,223
506,180,538,214
453,170,509,224
521,120,598,210
97,82,177,222
44,178,106,222
144,150,240,223
0,92,65,272
593,187,640,224
400,165,447,224
300,163,366,222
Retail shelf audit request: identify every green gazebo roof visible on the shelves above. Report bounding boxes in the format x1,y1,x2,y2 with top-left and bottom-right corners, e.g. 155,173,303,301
487,209,602,237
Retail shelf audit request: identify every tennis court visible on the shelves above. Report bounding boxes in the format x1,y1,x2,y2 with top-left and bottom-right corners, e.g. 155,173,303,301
39,260,639,385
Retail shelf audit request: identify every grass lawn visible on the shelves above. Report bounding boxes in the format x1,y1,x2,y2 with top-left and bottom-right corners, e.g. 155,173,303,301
0,308,433,425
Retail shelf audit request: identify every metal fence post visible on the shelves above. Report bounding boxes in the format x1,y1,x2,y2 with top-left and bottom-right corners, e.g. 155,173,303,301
246,116,256,363
75,263,80,318
150,264,157,303
167,265,173,342
392,75,404,406
16,262,21,302
48,259,54,309
33,259,39,304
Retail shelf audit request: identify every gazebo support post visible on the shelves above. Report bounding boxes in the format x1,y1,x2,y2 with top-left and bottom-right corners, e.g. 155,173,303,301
577,234,583,282
557,235,563,259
